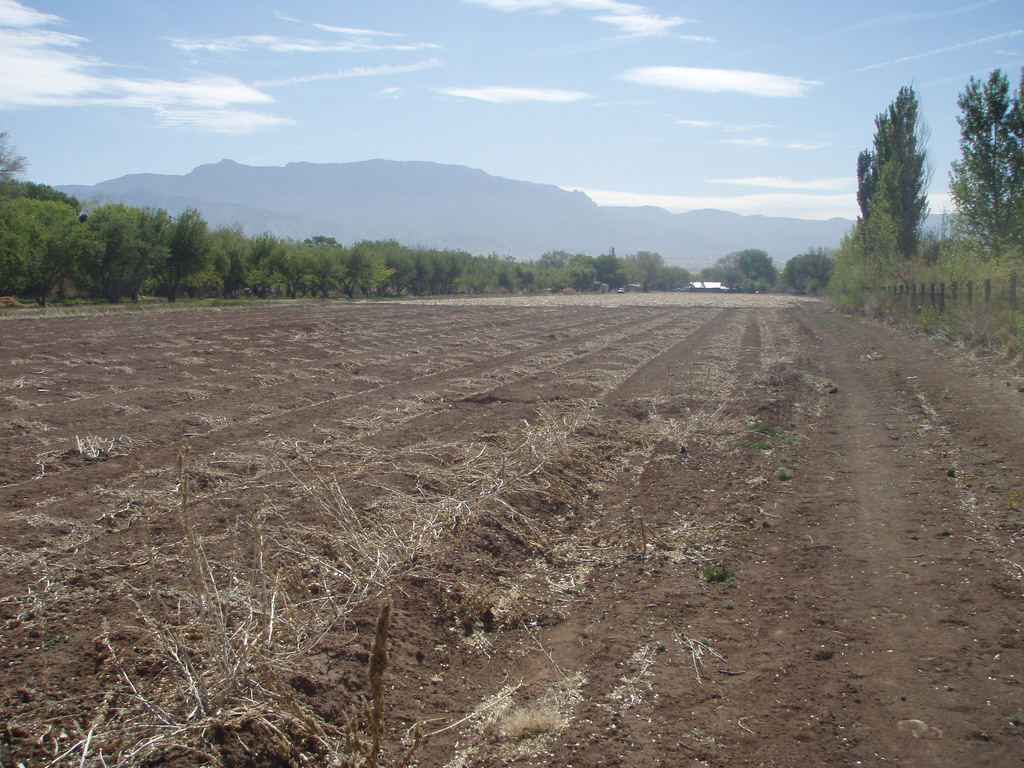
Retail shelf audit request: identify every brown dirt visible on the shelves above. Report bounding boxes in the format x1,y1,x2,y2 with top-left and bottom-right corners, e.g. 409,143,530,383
1,294,1022,767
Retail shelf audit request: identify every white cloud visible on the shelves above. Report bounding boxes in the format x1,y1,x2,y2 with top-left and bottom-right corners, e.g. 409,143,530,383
724,123,774,132
620,66,821,97
465,0,643,12
719,137,773,147
436,86,590,102
708,176,853,191
676,119,780,132
465,0,691,38
0,25,272,110
850,29,1024,74
107,76,272,110
929,192,954,215
593,12,687,36
837,2,1004,35
0,6,285,131
312,24,404,38
717,137,830,150
676,118,716,128
573,186,859,219
0,27,102,107
784,141,830,150
170,33,438,55
0,0,57,27
255,58,442,88
155,108,294,133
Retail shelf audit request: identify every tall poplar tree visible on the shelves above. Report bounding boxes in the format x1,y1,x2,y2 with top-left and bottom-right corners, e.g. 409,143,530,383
948,68,1024,261
856,86,930,262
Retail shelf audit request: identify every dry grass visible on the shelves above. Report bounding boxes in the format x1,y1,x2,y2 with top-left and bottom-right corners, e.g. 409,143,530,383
497,702,564,739
39,397,612,766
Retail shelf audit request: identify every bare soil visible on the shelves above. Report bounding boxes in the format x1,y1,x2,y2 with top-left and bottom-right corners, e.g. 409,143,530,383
1,294,1022,767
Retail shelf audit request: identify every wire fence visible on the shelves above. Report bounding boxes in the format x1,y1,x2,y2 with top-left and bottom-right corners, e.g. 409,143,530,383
875,274,1023,353
879,275,1018,314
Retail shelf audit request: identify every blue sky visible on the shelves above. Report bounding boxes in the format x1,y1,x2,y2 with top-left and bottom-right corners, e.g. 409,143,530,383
1,0,1021,220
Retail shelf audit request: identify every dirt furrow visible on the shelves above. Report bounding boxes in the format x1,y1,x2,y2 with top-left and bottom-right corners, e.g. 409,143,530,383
0,307,714,524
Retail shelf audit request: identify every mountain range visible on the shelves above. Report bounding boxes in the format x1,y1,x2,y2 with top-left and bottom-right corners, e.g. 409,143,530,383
58,159,855,269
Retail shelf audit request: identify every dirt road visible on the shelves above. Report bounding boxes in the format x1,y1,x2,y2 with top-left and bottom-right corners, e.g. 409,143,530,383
1,296,1021,767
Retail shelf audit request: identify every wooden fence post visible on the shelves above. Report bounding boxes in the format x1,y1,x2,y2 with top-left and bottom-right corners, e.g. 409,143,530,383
967,280,973,305
939,283,945,314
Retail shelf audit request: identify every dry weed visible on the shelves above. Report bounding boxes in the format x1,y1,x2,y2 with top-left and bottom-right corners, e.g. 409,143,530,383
40,378,751,766
71,400,604,765
497,702,564,739
67,451,355,766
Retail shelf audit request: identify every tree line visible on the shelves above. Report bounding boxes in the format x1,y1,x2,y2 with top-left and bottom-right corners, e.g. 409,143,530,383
832,69,1024,310
0,195,682,304
1,127,834,304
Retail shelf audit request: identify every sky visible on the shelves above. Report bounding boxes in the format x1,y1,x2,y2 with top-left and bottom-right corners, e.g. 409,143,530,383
0,0,1021,221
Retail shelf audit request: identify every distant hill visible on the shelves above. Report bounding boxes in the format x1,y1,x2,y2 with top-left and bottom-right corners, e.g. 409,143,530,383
59,159,855,268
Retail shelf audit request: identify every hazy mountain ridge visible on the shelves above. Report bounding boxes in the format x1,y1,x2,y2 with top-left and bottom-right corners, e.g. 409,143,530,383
59,159,855,268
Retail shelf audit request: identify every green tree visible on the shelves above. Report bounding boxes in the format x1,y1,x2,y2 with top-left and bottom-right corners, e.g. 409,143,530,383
0,129,27,185
378,240,415,295
626,250,664,291
455,253,497,294
209,225,250,298
856,86,930,262
0,198,97,305
783,247,834,295
568,253,597,291
830,210,898,308
0,180,80,212
734,248,778,289
949,68,1024,262
79,204,166,302
539,250,572,270
495,254,519,293
303,236,347,298
411,249,435,295
247,232,286,298
341,241,395,297
594,250,629,289
709,252,743,288
430,250,466,294
157,207,209,301
515,262,536,292
275,240,312,299
660,265,693,290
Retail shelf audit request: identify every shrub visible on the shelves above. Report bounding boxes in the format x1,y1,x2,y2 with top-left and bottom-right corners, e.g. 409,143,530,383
699,561,735,583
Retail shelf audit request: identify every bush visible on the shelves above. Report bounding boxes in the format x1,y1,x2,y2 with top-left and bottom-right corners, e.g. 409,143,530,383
699,561,735,583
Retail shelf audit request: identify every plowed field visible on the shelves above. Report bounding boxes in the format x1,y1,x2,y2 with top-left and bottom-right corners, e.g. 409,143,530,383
2,294,1022,767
